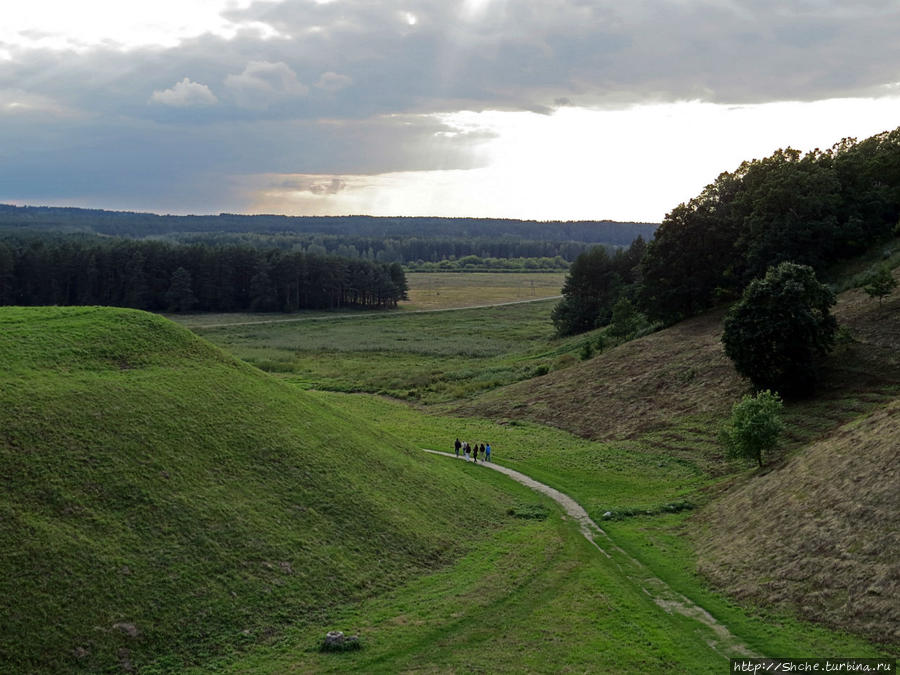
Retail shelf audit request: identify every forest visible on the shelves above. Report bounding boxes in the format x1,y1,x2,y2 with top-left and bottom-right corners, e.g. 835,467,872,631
0,235,408,313
0,207,656,265
554,127,900,335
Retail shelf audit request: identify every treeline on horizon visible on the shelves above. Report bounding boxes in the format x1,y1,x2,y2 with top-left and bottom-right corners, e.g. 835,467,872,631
165,231,588,267
0,207,657,264
555,127,900,335
0,236,408,313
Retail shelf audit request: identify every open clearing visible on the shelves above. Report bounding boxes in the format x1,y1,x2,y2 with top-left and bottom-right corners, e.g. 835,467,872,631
403,271,566,310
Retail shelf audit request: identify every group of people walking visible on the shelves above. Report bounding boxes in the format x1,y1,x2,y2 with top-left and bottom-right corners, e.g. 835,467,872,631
454,438,491,463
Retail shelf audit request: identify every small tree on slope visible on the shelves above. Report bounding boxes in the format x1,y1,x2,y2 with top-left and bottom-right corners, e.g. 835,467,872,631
722,262,837,396
719,390,784,468
862,264,897,307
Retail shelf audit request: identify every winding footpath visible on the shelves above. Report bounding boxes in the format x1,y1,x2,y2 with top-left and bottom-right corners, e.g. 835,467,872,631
422,448,759,660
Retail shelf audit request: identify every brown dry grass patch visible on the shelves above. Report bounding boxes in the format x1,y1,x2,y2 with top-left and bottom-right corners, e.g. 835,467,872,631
693,399,900,645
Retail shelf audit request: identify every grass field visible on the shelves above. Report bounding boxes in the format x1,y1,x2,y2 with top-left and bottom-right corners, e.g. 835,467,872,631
203,391,887,672
0,307,540,673
403,271,565,310
9,264,895,671
189,298,594,402
179,264,899,665
168,270,566,331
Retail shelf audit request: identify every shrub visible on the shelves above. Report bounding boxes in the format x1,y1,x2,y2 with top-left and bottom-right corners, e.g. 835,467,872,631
719,390,784,467
861,264,897,306
579,341,595,360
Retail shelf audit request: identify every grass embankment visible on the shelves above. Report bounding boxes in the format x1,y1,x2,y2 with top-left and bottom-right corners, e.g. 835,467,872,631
695,399,900,644
0,307,531,673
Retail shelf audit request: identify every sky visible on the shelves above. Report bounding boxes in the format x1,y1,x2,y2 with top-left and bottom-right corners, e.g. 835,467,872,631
2,1,900,223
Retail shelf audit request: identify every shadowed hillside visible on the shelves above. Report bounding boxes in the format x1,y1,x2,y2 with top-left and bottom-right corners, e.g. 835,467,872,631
694,399,899,644
457,269,900,456
0,307,520,673
456,266,899,646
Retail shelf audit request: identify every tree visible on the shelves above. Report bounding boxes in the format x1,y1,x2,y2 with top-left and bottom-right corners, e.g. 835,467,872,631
249,269,278,312
607,296,642,339
551,246,619,336
722,262,837,396
719,390,784,467
166,267,198,312
861,264,897,306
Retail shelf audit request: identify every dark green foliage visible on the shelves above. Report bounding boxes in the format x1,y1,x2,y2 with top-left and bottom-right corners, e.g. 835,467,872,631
165,266,198,312
640,128,900,323
320,633,362,653
861,264,897,305
0,204,657,264
600,501,694,520
506,503,549,520
579,340,595,360
0,236,407,313
719,390,785,467
722,263,837,396
552,237,645,336
607,297,643,339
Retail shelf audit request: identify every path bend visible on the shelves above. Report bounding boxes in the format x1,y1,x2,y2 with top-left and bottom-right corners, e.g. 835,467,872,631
422,448,759,660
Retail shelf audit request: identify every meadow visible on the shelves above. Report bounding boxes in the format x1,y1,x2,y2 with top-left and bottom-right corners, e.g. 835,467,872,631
6,267,893,672
189,297,587,402
202,390,885,672
174,268,897,669
402,271,565,310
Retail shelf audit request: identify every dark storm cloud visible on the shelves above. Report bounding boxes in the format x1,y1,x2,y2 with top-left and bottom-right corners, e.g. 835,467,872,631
2,0,899,210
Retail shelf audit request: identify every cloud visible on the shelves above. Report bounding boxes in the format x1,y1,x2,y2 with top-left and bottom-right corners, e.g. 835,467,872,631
275,176,348,195
0,88,78,116
315,72,353,93
224,60,309,108
150,78,218,107
3,1,900,216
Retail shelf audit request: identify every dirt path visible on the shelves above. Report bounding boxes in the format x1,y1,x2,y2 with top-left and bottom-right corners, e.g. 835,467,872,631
190,295,562,329
422,449,760,660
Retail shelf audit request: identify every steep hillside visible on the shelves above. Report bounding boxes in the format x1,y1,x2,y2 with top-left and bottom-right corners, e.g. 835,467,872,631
0,307,519,673
694,399,898,644
458,268,900,455
456,267,898,647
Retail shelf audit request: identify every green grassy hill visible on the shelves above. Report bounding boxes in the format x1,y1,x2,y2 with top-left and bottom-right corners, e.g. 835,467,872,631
0,307,521,673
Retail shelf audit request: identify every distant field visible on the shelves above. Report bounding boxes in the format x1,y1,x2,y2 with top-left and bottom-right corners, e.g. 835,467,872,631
189,299,583,402
402,271,565,310
169,271,566,330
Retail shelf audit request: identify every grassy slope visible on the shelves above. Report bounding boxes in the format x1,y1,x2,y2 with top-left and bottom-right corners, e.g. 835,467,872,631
453,266,900,647
692,275,900,645
694,399,899,644
0,307,527,673
290,392,886,665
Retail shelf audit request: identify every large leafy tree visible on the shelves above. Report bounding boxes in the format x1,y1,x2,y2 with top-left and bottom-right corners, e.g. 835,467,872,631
722,262,837,397
639,170,744,324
